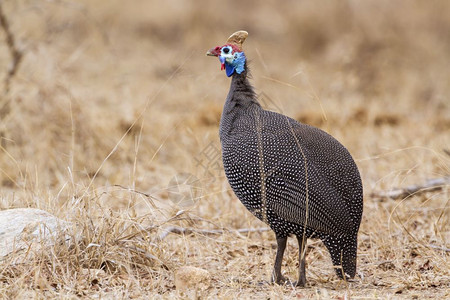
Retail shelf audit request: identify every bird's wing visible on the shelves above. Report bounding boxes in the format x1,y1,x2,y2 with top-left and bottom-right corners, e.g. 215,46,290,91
259,113,360,236
264,155,355,237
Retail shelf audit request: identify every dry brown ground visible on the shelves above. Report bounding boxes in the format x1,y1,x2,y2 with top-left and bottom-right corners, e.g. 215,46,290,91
0,0,449,299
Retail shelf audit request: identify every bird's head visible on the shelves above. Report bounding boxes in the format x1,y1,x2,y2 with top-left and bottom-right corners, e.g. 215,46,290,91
206,31,248,77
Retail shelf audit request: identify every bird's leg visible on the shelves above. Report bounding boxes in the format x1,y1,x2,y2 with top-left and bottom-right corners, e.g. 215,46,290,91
271,236,288,285
295,235,307,287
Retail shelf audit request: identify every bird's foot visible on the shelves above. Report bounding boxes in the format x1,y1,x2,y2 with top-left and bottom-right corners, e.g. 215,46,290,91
292,278,306,287
271,275,307,287
271,274,293,286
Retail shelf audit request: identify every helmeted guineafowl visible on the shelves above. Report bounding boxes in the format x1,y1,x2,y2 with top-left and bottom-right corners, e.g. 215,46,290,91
206,31,363,286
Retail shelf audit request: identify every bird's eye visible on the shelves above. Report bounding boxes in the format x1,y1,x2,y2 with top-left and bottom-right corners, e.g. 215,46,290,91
223,47,230,54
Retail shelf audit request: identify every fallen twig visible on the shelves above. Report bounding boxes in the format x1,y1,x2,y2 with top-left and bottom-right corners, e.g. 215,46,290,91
428,244,450,253
371,177,450,200
158,226,270,241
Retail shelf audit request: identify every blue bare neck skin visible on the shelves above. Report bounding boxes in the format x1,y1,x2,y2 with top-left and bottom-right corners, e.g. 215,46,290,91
225,52,246,77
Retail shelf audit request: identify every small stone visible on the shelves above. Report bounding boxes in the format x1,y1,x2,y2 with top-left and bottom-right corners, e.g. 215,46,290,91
174,266,211,291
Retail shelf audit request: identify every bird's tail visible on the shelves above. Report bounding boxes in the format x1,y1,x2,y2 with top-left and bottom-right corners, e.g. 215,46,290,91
323,234,358,279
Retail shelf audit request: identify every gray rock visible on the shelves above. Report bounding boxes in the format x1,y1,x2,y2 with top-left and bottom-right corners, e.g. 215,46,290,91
0,208,70,258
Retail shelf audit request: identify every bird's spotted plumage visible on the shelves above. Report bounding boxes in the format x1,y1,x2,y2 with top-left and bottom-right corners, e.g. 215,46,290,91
207,31,363,285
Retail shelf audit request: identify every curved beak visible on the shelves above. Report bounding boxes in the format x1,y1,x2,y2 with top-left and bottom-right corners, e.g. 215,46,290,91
206,47,220,57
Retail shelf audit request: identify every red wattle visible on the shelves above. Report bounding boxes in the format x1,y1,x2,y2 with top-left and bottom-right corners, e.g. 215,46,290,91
221,63,225,70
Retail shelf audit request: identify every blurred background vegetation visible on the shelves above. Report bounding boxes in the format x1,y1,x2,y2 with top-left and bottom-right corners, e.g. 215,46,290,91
1,0,449,197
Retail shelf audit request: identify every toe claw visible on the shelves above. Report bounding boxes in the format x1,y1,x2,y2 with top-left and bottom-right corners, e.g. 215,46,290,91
293,280,306,287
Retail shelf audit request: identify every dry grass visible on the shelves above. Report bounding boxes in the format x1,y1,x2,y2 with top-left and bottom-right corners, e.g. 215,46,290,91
0,0,449,298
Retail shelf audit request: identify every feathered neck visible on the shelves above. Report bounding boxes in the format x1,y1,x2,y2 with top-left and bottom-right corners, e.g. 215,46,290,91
219,62,261,139
225,62,260,111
